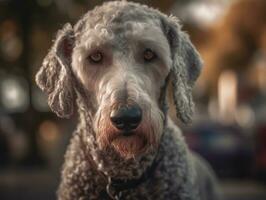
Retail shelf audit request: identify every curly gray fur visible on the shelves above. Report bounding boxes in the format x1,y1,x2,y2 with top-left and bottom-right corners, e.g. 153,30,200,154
35,1,221,200
36,24,75,118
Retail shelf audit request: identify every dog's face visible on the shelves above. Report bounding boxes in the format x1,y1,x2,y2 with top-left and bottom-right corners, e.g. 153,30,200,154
72,17,171,158
35,1,202,159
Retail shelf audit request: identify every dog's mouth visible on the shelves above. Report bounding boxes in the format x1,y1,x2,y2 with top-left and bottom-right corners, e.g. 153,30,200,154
111,133,147,158
120,131,135,136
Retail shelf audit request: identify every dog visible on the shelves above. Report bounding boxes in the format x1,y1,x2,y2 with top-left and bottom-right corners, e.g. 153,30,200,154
36,1,221,199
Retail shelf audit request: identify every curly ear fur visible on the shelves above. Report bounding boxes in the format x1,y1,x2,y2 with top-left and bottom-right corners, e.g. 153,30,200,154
162,16,203,123
36,23,75,118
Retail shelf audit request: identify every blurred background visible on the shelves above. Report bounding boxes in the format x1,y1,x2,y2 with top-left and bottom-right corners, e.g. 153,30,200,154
0,0,265,199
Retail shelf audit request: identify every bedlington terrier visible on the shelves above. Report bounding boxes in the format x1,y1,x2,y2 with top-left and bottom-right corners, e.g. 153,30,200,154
36,1,221,199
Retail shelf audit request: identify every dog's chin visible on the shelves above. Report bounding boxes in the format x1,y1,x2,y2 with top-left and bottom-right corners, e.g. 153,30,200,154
111,134,148,159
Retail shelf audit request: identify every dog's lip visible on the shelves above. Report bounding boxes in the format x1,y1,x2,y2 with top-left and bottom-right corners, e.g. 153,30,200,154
111,132,137,141
111,134,148,151
121,131,134,136
111,133,144,142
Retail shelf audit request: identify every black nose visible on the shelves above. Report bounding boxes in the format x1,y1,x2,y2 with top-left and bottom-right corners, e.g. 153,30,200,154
110,105,142,131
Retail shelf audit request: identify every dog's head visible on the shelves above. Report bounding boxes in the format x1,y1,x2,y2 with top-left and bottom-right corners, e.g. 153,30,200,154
36,1,202,159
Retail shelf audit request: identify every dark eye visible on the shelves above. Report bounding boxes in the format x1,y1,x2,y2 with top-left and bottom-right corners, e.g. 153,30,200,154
143,49,157,62
88,51,103,63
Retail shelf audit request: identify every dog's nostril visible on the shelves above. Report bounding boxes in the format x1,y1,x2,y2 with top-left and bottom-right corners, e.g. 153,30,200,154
110,105,142,131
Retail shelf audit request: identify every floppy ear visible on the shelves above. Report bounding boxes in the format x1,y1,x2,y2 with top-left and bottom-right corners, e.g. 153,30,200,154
36,23,75,118
162,16,203,123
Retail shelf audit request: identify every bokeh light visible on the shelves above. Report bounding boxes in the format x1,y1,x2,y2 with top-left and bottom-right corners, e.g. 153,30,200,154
0,76,29,112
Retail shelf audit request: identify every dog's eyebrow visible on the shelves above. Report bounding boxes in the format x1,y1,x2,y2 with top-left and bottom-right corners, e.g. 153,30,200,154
137,38,169,52
75,39,113,55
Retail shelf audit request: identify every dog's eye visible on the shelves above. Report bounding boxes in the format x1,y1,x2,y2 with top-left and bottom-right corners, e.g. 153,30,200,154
143,49,157,62
88,51,103,63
